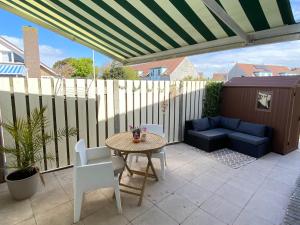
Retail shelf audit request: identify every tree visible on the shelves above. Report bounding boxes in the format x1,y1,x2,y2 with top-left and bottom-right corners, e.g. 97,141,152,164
102,61,139,80
53,58,94,78
182,74,208,81
68,58,93,78
53,58,75,78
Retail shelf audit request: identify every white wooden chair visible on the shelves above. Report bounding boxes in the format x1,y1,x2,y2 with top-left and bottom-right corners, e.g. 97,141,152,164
128,124,167,179
73,139,124,223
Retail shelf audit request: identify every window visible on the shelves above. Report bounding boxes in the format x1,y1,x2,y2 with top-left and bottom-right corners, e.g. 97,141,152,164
149,67,167,80
1,51,13,62
254,71,272,77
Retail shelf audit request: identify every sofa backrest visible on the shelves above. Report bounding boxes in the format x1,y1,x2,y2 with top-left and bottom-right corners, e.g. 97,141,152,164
220,117,240,130
192,118,210,131
237,121,266,137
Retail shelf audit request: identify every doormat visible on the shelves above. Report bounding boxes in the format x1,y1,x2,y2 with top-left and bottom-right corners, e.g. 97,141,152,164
195,148,257,169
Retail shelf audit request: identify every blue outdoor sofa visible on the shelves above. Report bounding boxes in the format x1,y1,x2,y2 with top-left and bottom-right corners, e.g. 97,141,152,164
184,116,272,158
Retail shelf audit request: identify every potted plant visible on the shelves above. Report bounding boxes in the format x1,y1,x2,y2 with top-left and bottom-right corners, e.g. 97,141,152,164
129,126,147,143
0,106,77,200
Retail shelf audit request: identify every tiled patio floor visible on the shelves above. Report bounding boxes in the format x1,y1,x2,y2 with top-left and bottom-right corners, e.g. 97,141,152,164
0,143,299,225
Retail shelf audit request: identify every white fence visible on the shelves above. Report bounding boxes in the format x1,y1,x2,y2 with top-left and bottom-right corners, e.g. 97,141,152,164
0,78,206,171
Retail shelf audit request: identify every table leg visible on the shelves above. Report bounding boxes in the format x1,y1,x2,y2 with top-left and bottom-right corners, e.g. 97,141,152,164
138,152,151,206
123,153,133,176
147,153,159,181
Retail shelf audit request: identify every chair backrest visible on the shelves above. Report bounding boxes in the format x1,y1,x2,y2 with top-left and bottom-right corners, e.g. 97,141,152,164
75,139,87,166
141,124,164,137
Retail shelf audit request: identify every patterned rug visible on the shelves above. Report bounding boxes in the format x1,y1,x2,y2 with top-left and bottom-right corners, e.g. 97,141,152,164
195,148,257,169
282,176,300,225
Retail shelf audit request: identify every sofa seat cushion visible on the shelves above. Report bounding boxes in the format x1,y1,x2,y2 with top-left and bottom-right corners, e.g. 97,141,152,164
192,118,210,131
237,121,266,137
220,117,240,130
211,128,235,135
187,129,227,141
228,132,268,146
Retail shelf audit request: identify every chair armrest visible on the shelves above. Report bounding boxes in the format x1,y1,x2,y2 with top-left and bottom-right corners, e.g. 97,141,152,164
185,120,194,131
86,146,111,160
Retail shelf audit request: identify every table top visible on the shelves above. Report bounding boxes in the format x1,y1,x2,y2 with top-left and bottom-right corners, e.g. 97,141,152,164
105,132,166,153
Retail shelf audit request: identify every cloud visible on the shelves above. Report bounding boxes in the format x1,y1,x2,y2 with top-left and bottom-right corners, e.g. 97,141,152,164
1,35,64,67
189,40,300,77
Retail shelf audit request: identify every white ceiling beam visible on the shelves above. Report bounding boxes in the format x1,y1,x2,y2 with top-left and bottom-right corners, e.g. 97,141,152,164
125,24,300,65
201,0,250,42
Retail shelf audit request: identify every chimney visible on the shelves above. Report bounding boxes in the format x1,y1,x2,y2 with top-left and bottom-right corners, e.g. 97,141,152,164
23,26,41,78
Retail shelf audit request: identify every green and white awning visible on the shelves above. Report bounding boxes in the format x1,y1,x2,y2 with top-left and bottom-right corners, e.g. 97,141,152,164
0,0,298,64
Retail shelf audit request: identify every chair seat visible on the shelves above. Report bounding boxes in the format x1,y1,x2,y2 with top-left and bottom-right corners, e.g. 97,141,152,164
152,148,164,154
88,156,125,176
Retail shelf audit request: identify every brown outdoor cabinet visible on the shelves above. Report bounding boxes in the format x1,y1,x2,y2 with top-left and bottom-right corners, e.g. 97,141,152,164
221,76,300,155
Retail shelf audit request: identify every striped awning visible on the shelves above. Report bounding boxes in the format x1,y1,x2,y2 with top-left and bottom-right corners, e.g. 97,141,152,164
0,64,26,76
1,0,298,65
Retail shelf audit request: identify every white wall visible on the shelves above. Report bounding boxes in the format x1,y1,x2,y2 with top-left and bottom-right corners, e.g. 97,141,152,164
170,58,198,80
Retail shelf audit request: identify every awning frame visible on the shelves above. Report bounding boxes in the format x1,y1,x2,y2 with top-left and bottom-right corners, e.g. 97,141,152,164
1,0,298,65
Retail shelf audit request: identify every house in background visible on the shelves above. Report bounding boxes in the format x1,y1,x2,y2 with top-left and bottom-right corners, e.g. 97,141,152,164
212,73,227,81
279,68,300,76
0,26,57,78
130,57,198,80
228,63,289,80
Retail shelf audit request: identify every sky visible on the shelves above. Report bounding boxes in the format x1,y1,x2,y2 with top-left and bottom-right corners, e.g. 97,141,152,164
0,0,299,77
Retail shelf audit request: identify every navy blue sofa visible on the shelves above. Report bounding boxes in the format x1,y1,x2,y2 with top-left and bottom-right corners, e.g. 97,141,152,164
184,116,272,158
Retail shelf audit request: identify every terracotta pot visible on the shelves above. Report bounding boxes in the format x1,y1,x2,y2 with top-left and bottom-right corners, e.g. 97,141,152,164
6,167,39,200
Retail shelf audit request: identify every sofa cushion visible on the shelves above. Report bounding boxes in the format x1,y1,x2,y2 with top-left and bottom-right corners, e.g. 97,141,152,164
192,118,210,131
237,121,266,137
220,117,240,130
187,129,227,141
211,128,235,135
228,132,268,146
208,116,221,128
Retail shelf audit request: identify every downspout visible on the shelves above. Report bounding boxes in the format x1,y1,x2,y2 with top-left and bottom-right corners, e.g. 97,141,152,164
0,109,5,183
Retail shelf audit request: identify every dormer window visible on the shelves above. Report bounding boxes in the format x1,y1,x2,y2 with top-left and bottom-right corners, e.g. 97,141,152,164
1,51,13,63
149,67,166,80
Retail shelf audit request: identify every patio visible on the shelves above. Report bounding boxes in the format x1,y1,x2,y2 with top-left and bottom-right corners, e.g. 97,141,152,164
1,143,299,225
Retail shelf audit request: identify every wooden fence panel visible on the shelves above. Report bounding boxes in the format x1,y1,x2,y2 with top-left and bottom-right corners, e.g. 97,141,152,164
186,81,192,121
174,81,180,142
53,78,68,168
159,81,164,126
76,79,87,142
146,81,153,124
65,79,76,164
87,79,97,147
96,80,106,145
153,81,159,124
199,81,205,117
140,81,147,125
106,80,115,137
27,78,45,170
118,80,126,133
0,78,14,170
164,81,170,142
133,80,141,127
181,82,187,141
41,78,56,170
168,81,175,143
126,80,134,129
195,81,200,118
12,78,27,119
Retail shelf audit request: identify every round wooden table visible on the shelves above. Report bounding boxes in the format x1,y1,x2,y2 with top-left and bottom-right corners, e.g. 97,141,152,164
106,132,166,206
